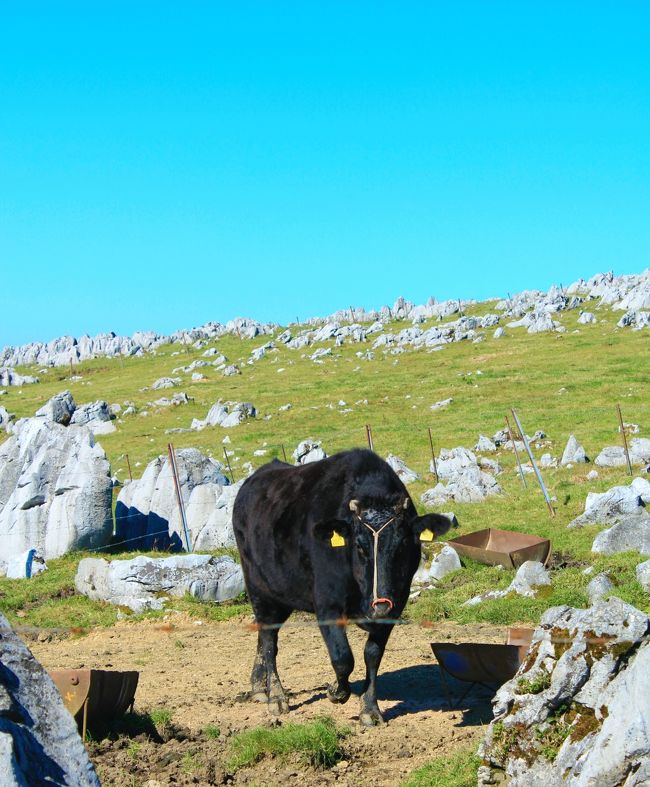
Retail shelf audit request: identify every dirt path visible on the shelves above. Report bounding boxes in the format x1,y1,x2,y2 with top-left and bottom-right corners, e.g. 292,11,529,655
29,614,505,786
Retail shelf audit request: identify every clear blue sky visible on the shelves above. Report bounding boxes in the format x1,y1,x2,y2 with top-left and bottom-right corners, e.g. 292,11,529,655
1,2,649,347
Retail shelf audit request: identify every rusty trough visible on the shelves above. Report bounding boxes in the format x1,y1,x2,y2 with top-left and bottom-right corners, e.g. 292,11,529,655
447,527,551,569
431,627,534,708
49,669,139,739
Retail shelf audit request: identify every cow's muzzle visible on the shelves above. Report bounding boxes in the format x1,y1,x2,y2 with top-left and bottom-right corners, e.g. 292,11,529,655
370,597,394,619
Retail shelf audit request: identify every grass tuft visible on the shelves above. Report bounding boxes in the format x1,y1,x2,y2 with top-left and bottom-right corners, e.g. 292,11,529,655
401,745,481,786
227,716,350,770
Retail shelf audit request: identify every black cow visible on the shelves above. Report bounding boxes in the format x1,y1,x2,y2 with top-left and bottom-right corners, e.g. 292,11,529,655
232,448,454,725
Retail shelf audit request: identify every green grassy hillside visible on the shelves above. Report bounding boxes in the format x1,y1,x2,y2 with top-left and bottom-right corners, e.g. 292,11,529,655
1,298,648,628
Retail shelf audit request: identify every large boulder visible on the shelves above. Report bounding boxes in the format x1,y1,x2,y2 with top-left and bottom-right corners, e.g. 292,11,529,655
0,414,113,574
479,598,650,786
0,613,100,786
115,448,231,551
75,554,245,613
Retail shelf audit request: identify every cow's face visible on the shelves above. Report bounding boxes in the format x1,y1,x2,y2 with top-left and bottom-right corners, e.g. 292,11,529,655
317,497,455,620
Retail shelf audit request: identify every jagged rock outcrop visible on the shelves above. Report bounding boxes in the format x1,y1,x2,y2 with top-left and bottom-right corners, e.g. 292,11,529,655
0,613,100,786
0,398,113,575
114,448,233,551
479,597,650,786
75,554,245,612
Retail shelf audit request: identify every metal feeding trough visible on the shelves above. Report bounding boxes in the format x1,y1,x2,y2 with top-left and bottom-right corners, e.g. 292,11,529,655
431,627,534,708
49,669,139,739
447,527,551,569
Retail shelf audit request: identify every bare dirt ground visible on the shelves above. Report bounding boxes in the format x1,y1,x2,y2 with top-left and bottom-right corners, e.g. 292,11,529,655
28,614,506,786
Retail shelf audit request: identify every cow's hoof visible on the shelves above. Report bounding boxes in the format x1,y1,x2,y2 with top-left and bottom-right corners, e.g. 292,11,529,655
251,690,267,703
359,707,385,727
327,683,351,704
268,696,289,715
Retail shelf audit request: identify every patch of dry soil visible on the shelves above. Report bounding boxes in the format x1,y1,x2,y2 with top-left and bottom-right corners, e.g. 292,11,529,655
29,615,506,786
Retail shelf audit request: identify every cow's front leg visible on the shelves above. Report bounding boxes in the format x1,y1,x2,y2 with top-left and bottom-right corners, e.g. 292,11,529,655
319,623,354,704
359,625,392,726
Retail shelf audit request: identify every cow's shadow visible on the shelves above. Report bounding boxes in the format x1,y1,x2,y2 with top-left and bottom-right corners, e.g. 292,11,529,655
293,664,495,726
314,666,496,727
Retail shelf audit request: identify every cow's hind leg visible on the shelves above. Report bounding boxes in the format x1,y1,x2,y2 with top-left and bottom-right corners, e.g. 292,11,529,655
249,596,291,714
319,623,354,705
359,625,392,726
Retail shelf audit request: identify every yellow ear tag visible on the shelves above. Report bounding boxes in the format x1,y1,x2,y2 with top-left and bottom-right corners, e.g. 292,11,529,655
331,531,346,548
420,528,434,542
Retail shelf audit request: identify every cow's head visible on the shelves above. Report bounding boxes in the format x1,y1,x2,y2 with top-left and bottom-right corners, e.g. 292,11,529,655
315,494,456,620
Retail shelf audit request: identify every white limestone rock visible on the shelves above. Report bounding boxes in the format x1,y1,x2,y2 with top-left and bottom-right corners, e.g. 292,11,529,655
0,416,113,573
293,440,327,465
75,554,245,612
0,613,100,786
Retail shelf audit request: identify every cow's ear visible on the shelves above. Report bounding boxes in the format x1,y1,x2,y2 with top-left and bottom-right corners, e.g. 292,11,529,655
412,513,458,542
313,519,352,548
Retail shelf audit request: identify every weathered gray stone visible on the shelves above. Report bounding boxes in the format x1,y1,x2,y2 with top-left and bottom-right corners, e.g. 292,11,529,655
0,405,15,433
75,554,245,612
293,440,327,465
0,613,100,786
465,560,550,606
0,368,39,386
636,559,650,591
591,513,650,555
422,464,501,505
151,377,180,390
475,434,497,453
34,390,76,425
479,597,650,787
70,399,111,426
385,454,419,484
586,572,614,603
413,544,461,585
561,435,588,465
577,311,596,324
569,480,646,527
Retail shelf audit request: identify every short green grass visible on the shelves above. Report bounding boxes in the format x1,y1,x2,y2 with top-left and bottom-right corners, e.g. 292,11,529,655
0,300,648,629
227,716,350,770
401,745,481,786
